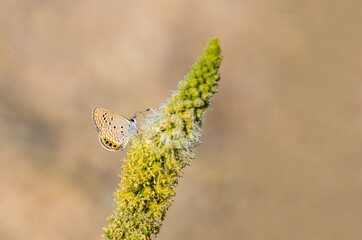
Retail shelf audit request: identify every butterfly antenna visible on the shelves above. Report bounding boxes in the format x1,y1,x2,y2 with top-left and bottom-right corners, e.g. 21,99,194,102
134,108,150,118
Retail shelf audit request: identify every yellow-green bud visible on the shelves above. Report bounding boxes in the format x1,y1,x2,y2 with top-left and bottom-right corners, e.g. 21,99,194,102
103,38,222,240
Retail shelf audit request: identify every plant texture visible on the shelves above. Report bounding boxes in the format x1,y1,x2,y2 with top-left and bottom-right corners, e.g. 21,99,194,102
103,38,222,240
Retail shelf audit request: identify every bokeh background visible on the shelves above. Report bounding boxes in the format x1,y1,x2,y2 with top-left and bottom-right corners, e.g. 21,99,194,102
1,1,361,239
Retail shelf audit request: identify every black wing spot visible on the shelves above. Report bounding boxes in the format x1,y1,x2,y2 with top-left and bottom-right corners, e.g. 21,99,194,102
108,143,112,147
114,126,116,129
105,113,107,115
104,138,106,141
105,140,109,144
121,126,123,129
114,144,117,147
111,117,114,120
109,122,111,125
102,114,105,117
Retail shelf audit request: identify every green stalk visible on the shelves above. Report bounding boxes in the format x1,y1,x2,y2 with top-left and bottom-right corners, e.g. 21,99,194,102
103,38,222,240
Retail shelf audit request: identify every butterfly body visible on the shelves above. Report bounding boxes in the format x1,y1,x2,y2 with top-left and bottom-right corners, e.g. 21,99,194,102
92,108,137,151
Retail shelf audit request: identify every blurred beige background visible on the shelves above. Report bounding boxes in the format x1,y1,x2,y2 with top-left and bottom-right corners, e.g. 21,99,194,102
0,1,361,239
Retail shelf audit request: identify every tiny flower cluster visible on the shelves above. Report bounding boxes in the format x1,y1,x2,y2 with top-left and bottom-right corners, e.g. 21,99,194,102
103,38,221,240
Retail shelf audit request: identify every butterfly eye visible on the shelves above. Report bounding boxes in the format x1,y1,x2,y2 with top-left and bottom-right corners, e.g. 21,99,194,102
130,119,136,123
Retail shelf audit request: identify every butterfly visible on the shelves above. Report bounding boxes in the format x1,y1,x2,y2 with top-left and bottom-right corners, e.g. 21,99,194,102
92,108,148,151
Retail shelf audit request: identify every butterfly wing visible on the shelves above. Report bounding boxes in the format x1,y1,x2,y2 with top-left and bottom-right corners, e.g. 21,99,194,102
92,108,132,151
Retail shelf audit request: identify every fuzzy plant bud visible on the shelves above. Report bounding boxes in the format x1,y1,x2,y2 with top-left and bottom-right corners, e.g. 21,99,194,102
103,38,222,240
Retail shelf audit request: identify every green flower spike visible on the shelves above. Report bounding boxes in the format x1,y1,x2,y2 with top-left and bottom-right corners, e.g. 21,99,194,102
103,38,222,240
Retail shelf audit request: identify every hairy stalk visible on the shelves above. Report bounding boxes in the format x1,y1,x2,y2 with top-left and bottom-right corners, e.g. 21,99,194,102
103,38,222,240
